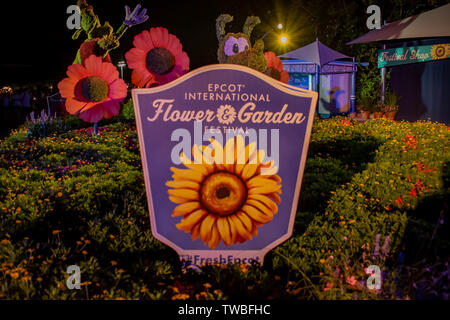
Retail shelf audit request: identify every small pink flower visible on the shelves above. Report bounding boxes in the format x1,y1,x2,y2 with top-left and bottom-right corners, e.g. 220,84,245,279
324,282,333,291
346,276,357,286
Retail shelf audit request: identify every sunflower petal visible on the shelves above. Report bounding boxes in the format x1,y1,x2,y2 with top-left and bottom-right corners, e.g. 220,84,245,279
170,167,204,183
169,196,189,204
176,209,207,232
168,188,199,201
230,215,252,241
223,137,235,172
180,152,209,175
171,201,201,217
228,216,238,244
166,180,200,190
217,217,232,246
241,205,272,224
246,200,275,218
210,139,225,170
267,193,281,204
248,194,278,214
248,149,265,165
269,174,282,183
250,223,259,237
248,184,281,195
200,214,217,244
191,223,201,240
241,163,259,180
198,145,215,172
236,211,253,231
235,141,257,173
260,165,279,176
208,223,220,249
247,176,279,189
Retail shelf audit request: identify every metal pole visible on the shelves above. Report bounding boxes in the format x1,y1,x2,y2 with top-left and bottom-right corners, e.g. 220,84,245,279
380,44,386,105
316,64,320,115
350,57,356,113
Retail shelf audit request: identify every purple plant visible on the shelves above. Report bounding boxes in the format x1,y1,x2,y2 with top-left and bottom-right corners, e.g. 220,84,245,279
124,4,149,27
26,107,56,124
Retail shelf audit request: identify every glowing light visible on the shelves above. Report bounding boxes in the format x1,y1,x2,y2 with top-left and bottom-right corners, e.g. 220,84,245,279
277,23,283,29
280,35,288,44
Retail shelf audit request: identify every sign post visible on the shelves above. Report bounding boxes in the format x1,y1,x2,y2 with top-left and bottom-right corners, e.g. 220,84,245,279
132,64,317,267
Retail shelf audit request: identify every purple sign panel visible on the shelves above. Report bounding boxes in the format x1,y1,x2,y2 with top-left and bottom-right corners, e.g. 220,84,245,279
132,64,317,266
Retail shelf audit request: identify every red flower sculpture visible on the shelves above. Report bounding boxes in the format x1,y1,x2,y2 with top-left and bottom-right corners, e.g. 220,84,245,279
125,27,190,88
264,51,289,84
58,55,127,123
79,39,112,65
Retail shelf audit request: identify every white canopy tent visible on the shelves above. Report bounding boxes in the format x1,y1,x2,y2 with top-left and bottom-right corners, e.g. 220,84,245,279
348,4,450,44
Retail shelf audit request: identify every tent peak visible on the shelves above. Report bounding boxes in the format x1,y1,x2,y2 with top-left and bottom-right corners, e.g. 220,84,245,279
279,39,351,67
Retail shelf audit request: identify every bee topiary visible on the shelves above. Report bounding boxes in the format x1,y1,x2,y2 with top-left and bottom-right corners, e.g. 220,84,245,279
216,14,267,73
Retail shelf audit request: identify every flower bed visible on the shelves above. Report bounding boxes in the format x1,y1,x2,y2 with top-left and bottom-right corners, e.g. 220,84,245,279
0,117,448,299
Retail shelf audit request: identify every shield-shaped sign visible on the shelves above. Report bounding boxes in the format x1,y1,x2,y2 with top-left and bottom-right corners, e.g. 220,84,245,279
132,64,317,266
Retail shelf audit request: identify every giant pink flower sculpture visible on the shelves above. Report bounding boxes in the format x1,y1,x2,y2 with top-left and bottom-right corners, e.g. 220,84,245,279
58,55,127,123
125,27,189,88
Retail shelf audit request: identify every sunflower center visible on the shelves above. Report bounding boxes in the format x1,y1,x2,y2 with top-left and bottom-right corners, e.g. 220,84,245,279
216,187,230,199
200,172,246,216
79,76,109,102
146,47,175,75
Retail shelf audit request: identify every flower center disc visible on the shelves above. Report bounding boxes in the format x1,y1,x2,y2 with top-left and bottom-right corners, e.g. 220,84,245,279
79,76,109,102
146,47,175,75
200,172,246,216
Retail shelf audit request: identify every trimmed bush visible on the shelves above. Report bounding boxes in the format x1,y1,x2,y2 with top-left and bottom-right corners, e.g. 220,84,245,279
0,117,448,299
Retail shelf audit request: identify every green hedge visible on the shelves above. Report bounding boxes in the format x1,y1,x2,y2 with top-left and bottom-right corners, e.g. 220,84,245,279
0,117,448,299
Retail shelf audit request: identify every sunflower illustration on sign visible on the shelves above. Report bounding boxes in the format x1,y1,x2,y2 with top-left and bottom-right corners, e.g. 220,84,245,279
166,136,281,249
430,44,450,60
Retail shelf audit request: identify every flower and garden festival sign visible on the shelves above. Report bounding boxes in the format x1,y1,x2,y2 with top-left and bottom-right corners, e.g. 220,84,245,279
132,64,317,266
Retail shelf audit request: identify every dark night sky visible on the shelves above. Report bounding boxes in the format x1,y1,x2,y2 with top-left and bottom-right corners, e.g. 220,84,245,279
0,0,298,86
